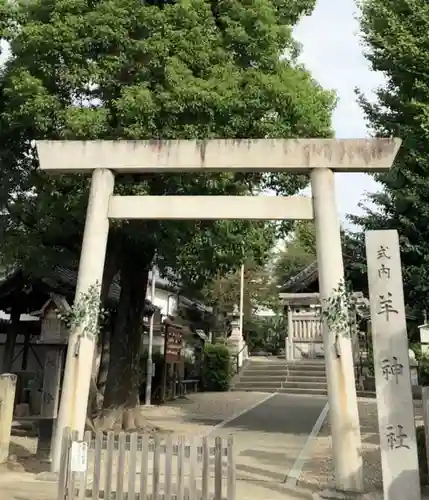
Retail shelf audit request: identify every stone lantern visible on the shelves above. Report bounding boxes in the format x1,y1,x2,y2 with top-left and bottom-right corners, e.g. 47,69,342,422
227,305,246,368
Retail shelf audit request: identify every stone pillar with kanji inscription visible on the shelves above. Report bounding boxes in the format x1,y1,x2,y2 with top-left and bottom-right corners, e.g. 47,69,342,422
366,230,420,500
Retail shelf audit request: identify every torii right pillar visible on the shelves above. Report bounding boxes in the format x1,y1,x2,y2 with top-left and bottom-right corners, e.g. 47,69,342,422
311,168,363,492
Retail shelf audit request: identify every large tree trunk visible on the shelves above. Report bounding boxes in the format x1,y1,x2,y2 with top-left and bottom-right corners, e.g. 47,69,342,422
97,247,157,432
87,243,118,424
94,247,118,398
97,327,110,397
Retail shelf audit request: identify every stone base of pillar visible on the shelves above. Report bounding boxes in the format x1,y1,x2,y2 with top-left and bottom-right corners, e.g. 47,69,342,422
36,418,55,462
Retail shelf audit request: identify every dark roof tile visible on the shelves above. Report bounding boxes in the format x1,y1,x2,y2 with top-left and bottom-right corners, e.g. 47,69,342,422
281,260,318,292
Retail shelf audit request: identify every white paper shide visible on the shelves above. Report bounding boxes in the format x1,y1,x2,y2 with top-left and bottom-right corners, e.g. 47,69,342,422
70,441,88,473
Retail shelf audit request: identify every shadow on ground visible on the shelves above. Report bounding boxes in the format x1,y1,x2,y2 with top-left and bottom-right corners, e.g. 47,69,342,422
237,477,314,499
236,460,294,483
6,443,49,474
298,445,383,493
170,393,328,437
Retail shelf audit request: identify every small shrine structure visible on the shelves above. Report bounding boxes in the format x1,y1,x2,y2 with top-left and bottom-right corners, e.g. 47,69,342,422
279,261,370,363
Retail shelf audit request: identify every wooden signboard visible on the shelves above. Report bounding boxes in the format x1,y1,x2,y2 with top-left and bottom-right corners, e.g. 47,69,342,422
164,325,183,363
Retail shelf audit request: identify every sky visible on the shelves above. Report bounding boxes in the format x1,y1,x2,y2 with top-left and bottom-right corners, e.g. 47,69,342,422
294,0,385,227
1,0,384,228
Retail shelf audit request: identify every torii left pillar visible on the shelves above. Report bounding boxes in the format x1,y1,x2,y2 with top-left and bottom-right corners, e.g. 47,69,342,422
51,168,114,472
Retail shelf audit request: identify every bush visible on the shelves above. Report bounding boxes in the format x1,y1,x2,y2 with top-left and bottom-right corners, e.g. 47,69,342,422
202,343,232,392
416,425,428,484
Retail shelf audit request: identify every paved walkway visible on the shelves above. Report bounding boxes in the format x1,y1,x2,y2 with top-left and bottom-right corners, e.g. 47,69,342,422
0,391,328,500
212,393,327,499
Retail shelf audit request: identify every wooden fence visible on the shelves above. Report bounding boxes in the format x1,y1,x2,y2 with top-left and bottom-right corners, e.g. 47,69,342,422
58,428,236,500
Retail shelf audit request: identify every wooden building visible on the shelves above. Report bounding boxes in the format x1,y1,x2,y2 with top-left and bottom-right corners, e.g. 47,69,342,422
0,265,212,413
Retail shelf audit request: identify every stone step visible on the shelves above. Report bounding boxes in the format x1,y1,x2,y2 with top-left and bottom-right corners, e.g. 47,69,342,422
284,369,325,378
286,375,326,383
246,363,287,370
239,375,287,382
233,381,282,390
282,381,327,390
285,362,326,369
242,370,288,378
248,362,326,370
286,359,325,366
230,387,279,393
285,363,326,370
279,387,328,396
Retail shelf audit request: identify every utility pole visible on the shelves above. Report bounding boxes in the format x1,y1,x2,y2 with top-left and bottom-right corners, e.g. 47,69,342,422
239,263,244,337
144,265,156,406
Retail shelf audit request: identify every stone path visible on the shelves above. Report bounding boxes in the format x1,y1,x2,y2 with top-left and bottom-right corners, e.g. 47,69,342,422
212,393,327,499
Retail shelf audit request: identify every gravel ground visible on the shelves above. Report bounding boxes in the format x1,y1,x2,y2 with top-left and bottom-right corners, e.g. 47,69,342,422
8,391,269,461
298,398,424,492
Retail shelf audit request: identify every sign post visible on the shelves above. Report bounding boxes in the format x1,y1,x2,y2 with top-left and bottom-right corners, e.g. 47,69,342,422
70,441,88,473
164,326,183,363
366,230,420,499
161,324,183,401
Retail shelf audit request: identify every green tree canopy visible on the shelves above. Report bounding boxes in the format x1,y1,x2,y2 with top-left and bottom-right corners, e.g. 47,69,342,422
0,0,336,427
353,0,429,318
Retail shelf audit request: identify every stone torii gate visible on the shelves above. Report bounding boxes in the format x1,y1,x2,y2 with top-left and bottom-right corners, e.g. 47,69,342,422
36,138,401,492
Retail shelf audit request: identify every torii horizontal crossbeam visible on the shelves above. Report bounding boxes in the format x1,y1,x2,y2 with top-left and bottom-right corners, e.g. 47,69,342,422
108,195,313,220
36,138,401,173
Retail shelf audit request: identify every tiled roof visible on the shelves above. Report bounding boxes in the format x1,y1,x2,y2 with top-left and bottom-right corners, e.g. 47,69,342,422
45,266,159,312
54,266,211,313
281,261,318,292
0,265,212,315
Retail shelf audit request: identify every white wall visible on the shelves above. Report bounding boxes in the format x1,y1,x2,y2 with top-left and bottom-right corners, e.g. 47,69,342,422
0,311,39,321
147,286,178,320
